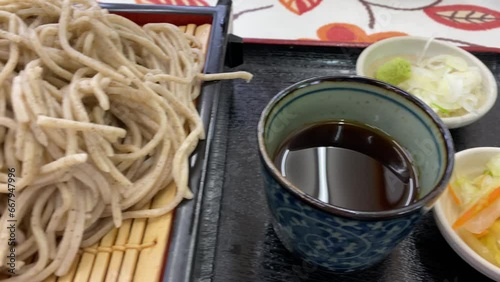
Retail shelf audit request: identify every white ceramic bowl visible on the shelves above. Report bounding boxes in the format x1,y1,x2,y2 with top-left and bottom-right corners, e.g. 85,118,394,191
356,36,498,129
434,147,500,280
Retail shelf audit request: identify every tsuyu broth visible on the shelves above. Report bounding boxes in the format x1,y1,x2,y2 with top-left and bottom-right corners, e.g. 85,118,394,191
273,120,419,212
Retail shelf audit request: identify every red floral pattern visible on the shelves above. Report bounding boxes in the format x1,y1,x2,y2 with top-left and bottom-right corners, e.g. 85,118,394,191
424,5,500,30
279,0,322,15
316,23,407,43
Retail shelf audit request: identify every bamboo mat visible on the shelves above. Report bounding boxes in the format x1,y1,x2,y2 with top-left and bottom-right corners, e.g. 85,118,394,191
36,23,212,282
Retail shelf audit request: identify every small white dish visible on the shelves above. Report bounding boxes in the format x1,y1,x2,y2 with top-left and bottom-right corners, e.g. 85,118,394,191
434,147,500,281
356,36,498,129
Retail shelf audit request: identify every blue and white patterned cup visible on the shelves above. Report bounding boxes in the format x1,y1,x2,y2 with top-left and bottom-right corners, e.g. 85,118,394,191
257,76,454,272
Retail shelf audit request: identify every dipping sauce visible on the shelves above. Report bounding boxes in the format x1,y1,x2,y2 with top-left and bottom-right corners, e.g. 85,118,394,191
273,120,419,212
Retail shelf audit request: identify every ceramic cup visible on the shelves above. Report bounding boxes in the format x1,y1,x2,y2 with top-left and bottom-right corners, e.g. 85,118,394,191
257,76,454,272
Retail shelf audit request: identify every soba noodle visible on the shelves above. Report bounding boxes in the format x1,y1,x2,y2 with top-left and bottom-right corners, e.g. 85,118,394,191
0,0,252,280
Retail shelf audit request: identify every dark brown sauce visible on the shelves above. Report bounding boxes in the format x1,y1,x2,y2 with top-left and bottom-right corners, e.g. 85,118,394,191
273,120,419,212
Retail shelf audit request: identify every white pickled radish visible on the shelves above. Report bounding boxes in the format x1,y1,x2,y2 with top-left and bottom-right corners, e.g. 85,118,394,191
396,54,483,117
488,155,500,177
464,197,500,234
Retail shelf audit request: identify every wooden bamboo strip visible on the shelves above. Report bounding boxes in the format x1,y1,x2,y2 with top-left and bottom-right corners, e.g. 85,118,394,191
88,228,119,282
44,275,57,282
104,219,133,282
116,215,149,281
195,24,211,55
56,255,80,282
185,24,196,36
72,244,98,282
133,183,176,281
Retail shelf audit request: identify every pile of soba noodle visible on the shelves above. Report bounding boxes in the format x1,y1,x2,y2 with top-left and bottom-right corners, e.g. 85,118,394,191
0,0,251,280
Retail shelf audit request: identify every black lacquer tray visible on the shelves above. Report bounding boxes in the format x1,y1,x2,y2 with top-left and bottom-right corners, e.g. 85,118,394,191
193,43,500,282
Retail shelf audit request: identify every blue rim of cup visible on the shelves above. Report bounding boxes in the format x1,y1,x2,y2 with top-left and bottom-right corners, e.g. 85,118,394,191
257,75,455,220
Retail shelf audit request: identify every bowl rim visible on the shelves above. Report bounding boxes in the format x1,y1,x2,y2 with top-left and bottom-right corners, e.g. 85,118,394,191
434,147,500,280
257,75,455,220
355,36,498,128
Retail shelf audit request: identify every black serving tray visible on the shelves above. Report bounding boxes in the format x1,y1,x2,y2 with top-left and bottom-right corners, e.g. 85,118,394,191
192,43,500,282
101,2,233,282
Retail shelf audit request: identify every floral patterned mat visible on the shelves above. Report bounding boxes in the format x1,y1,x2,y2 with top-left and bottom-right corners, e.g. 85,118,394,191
103,0,500,51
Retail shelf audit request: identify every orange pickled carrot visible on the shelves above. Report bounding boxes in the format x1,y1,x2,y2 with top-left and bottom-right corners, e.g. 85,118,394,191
474,229,489,239
448,184,462,206
453,186,500,230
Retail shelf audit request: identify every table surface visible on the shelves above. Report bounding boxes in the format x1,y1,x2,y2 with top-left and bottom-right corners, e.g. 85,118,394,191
191,43,500,282
101,0,500,51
